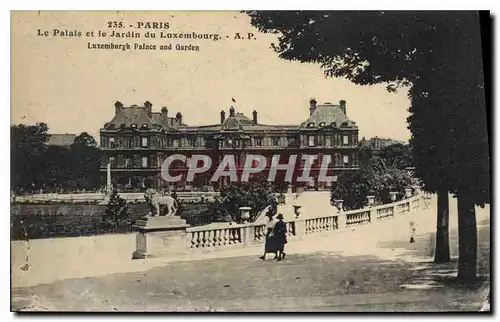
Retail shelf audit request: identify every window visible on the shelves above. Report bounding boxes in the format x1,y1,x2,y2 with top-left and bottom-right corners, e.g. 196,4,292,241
287,137,295,147
109,157,115,167
125,159,130,168
173,139,179,148
319,122,326,127
255,138,262,147
334,153,342,166
317,134,324,146
353,135,358,145
331,122,337,127
308,135,315,147
131,123,137,129
188,137,197,147
342,135,349,145
307,122,315,128
109,137,115,148
343,155,349,166
141,137,148,147
142,157,148,168
272,137,280,146
141,123,148,129
352,153,358,166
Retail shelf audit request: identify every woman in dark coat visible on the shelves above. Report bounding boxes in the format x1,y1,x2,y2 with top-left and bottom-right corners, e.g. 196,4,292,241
259,212,278,260
273,213,288,261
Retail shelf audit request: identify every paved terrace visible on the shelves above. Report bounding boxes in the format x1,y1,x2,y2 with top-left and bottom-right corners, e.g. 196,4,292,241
11,195,490,312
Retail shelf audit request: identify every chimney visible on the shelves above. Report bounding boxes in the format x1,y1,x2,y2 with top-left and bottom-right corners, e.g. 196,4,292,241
309,98,317,116
220,110,226,124
229,106,235,117
144,101,153,117
161,107,168,118
252,110,258,125
339,100,347,115
176,112,183,125
114,101,123,114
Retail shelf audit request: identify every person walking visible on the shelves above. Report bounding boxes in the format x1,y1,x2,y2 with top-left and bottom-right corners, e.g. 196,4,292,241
273,213,288,261
259,212,277,260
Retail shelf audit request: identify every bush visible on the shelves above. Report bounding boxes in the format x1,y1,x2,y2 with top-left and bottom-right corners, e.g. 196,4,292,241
331,157,413,210
102,188,130,231
209,180,279,223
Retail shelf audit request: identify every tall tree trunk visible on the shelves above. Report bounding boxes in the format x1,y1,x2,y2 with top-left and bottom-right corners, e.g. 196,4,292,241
434,189,450,263
457,193,477,283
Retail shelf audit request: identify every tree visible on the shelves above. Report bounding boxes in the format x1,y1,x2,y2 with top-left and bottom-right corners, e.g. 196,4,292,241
378,143,413,170
211,180,278,223
247,11,489,282
69,133,102,190
103,187,129,231
73,132,98,147
331,156,412,210
11,123,49,192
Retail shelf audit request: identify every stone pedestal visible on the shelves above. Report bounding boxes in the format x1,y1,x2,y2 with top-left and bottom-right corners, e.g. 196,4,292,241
337,214,347,229
132,216,190,259
239,206,251,223
367,195,375,207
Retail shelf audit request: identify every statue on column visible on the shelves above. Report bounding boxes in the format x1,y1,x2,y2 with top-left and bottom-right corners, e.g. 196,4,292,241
144,188,179,217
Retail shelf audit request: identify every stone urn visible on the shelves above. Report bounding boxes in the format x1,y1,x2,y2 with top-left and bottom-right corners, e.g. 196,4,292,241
293,205,302,219
334,199,344,212
405,188,413,198
412,185,421,195
389,191,398,202
367,195,375,207
239,206,252,223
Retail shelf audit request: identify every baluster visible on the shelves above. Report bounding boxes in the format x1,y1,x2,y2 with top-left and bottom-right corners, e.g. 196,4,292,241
228,229,234,245
208,230,215,247
223,229,229,245
196,231,202,248
233,229,239,244
213,229,219,246
326,217,331,230
201,231,208,248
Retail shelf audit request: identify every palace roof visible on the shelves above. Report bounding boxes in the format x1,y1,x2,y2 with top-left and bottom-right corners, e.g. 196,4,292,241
301,103,356,128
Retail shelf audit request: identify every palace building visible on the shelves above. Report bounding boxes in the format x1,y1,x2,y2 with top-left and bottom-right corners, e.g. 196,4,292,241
99,99,360,192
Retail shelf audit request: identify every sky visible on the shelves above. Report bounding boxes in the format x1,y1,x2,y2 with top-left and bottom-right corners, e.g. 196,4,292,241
11,11,412,142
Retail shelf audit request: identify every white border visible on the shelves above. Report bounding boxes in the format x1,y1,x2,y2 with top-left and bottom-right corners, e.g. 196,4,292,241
3,2,498,321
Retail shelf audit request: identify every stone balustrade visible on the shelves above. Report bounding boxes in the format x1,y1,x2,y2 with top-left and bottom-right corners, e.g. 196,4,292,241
133,193,424,257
